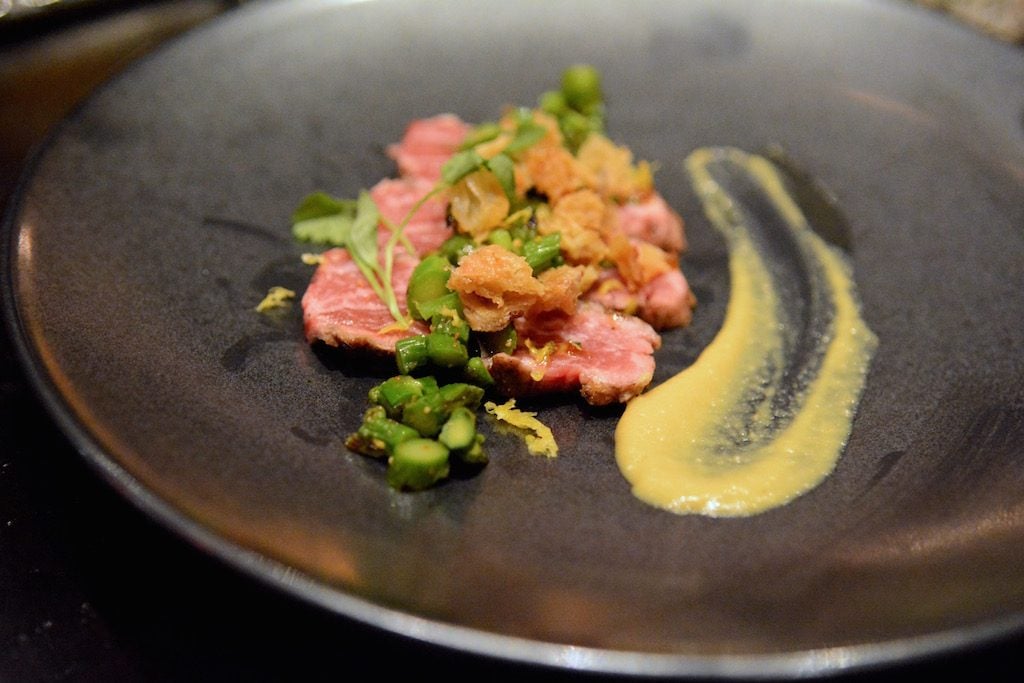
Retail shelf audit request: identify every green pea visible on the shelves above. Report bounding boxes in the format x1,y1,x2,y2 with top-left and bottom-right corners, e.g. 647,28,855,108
561,64,602,114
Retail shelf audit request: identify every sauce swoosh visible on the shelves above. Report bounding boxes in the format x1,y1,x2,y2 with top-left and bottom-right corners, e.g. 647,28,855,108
615,147,878,517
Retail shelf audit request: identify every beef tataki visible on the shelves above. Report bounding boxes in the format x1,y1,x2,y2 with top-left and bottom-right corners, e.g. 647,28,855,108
302,248,428,354
386,113,471,183
586,267,697,330
617,192,687,254
369,177,452,256
485,302,662,406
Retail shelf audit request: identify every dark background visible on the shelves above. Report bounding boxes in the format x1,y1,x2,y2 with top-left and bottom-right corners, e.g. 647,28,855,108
2,1,1022,680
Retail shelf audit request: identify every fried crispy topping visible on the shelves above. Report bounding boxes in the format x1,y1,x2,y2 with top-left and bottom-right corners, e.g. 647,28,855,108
576,133,654,202
448,245,544,331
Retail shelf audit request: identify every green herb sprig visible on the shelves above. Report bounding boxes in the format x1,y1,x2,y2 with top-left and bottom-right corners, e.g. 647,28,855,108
289,62,604,326
291,149,521,327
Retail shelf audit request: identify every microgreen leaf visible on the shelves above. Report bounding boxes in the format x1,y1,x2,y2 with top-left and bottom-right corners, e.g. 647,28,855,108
441,150,486,186
291,191,357,223
291,192,358,246
292,214,353,245
459,122,501,150
486,153,516,202
349,190,382,268
504,121,547,154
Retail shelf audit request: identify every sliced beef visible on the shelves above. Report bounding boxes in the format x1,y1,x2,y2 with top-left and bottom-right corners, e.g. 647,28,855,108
586,267,697,330
302,248,428,354
303,117,460,358
485,302,661,406
617,192,687,254
386,113,471,183
303,114,690,405
370,177,452,256
638,269,697,329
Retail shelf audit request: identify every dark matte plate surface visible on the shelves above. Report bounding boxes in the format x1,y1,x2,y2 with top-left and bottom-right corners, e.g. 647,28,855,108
3,0,1024,677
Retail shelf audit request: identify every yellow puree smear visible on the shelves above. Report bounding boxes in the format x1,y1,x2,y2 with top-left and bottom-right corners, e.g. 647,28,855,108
615,147,878,517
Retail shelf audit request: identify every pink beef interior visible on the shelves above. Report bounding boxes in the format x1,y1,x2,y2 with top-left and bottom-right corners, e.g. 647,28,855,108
486,302,662,406
302,248,428,354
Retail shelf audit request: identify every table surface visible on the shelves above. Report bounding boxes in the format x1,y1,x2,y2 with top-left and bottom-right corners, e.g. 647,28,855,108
2,1,1023,680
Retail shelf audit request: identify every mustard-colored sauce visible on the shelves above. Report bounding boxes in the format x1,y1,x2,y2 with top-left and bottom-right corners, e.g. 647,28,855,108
615,147,878,517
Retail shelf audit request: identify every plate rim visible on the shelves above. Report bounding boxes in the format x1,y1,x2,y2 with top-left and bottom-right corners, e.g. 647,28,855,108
3,0,1024,676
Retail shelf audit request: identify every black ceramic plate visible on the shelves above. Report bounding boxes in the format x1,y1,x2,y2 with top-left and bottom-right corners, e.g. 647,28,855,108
4,0,1024,677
